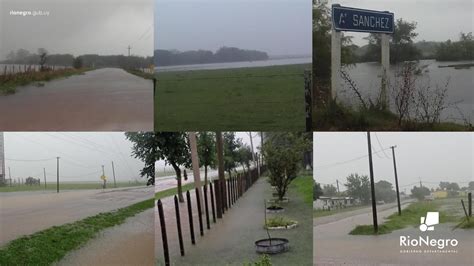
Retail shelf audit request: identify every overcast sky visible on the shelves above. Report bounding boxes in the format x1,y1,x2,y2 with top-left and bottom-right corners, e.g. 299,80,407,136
313,132,473,192
328,0,473,46
3,132,146,183
155,0,312,56
0,0,153,60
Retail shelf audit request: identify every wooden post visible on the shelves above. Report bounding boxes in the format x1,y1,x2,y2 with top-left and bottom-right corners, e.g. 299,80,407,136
203,184,210,229
186,191,195,244
331,28,342,100
367,132,378,233
195,188,204,236
210,182,216,222
214,180,222,219
381,33,390,109
157,200,170,266
468,192,472,217
174,196,185,256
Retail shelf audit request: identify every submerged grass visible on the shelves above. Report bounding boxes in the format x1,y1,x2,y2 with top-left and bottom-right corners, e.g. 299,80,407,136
0,198,154,265
349,200,458,235
0,182,147,192
0,68,91,95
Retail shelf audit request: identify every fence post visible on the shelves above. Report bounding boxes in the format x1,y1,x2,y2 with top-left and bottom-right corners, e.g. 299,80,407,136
186,191,195,244
214,180,222,218
203,184,211,229
210,182,216,222
174,196,185,256
195,188,204,236
469,192,472,217
157,200,170,266
227,179,231,207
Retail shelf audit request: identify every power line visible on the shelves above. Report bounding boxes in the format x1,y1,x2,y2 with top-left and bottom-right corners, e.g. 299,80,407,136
374,133,391,159
5,157,55,162
314,146,392,171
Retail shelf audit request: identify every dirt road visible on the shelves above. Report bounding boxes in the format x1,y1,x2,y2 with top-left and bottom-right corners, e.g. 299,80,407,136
0,68,153,131
0,186,153,246
314,202,474,265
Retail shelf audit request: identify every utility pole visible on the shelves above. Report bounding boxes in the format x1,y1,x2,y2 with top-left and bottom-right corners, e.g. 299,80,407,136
127,46,131,57
8,167,11,185
102,165,106,189
189,132,203,208
216,132,226,210
336,179,340,193
111,161,117,188
43,168,46,189
56,157,60,193
391,146,401,216
419,177,422,188
367,132,378,233
248,132,258,177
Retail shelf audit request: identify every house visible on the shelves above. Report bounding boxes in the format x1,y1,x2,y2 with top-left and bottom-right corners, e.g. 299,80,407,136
431,190,448,199
313,196,357,210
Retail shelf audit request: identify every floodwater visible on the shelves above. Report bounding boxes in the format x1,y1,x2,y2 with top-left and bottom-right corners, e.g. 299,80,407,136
58,209,154,266
314,201,474,265
155,57,312,72
0,186,153,246
340,60,474,124
0,68,153,131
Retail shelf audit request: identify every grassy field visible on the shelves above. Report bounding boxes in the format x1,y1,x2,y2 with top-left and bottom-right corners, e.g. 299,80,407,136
0,181,147,192
0,68,92,95
290,174,313,205
0,198,154,265
349,199,460,235
155,64,309,131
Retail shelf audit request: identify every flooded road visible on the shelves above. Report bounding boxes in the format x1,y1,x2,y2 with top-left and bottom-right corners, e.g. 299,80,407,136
0,68,153,131
58,209,154,266
313,201,474,265
0,186,153,246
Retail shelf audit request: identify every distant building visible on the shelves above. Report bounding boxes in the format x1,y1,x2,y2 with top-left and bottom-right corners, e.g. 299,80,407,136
313,196,357,210
431,190,448,199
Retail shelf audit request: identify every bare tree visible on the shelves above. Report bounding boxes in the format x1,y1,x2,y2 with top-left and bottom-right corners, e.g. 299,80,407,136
391,62,418,127
414,78,450,126
38,48,48,71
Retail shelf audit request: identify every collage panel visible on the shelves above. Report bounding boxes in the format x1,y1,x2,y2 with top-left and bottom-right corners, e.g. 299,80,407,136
312,0,473,131
154,0,312,131
0,0,154,131
313,132,474,265
156,132,313,265
0,132,155,265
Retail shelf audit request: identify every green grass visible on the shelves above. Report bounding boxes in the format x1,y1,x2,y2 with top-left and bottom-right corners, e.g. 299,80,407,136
155,64,308,131
457,218,474,229
349,200,458,235
313,204,369,218
313,98,471,131
289,175,313,205
0,198,154,265
264,216,297,228
124,69,154,80
0,182,147,192
0,68,92,95
155,182,197,200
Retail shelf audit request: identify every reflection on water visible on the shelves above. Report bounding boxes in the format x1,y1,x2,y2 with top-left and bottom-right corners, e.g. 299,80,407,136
155,57,311,72
339,60,474,123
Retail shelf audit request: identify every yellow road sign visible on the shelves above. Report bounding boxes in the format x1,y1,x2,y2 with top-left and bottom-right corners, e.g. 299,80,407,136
100,175,107,180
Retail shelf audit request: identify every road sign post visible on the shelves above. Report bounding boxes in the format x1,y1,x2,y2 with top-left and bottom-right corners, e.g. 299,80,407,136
331,5,394,105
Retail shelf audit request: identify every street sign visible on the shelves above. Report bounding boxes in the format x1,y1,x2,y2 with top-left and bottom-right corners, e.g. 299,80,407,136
332,5,394,33
100,175,107,180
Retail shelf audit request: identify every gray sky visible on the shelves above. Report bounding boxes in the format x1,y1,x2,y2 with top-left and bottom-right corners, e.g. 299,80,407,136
155,0,312,56
0,0,153,60
313,132,473,192
329,0,474,46
3,132,147,183
156,132,262,171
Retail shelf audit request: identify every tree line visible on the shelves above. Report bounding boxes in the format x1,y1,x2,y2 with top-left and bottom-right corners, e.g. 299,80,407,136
2,48,153,70
155,46,269,66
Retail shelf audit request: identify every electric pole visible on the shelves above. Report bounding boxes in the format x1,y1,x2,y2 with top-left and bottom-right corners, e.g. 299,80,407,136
102,165,106,189
391,146,401,216
336,179,340,194
248,132,258,177
56,157,60,193
111,161,117,188
127,46,131,56
367,132,378,233
43,168,46,189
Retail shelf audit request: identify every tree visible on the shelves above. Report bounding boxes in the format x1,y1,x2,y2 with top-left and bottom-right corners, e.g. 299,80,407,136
344,173,370,204
125,132,158,186
411,185,430,201
322,184,337,197
362,19,421,64
197,132,216,184
38,48,48,71
263,132,310,201
375,180,396,203
435,32,474,61
223,132,241,179
314,182,323,200
237,144,253,175
469,181,474,190
73,56,83,69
